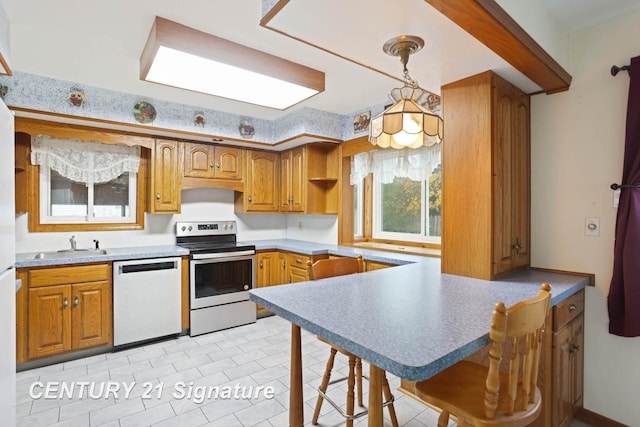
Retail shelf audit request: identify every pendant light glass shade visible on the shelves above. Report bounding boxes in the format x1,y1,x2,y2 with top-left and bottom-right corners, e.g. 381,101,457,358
370,86,443,149
369,35,443,149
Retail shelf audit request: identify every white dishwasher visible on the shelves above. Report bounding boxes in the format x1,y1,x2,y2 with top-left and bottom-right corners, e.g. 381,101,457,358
113,257,182,346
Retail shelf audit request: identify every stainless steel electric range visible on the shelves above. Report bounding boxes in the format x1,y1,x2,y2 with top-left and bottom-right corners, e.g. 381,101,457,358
176,221,256,336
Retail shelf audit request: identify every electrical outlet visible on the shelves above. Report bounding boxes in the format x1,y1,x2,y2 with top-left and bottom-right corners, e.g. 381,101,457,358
585,217,600,237
613,188,620,208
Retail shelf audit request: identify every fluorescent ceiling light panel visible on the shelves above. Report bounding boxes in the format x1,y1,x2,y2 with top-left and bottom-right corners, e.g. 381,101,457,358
140,17,325,110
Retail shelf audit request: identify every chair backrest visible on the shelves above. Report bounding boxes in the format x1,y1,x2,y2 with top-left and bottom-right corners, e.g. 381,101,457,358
307,255,364,280
484,282,552,419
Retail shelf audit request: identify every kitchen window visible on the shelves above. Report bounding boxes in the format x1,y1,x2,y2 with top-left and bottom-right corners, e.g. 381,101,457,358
351,145,441,245
40,168,136,223
29,134,144,230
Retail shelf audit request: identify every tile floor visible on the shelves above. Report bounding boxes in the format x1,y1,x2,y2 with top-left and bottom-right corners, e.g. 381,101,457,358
16,315,591,427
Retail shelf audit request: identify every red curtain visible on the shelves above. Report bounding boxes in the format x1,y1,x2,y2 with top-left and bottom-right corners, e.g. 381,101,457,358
608,55,640,337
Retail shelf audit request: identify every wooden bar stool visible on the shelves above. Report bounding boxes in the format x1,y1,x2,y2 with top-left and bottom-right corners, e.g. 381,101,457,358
307,255,398,427
413,283,552,427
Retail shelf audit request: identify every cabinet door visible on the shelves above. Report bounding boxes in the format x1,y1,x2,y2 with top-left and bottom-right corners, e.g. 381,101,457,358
289,266,308,283
492,76,530,277
246,150,279,212
570,314,584,408
215,146,243,180
151,139,181,213
280,150,292,211
28,285,71,359
552,324,572,427
71,281,112,350
290,147,306,212
184,142,215,179
277,252,288,284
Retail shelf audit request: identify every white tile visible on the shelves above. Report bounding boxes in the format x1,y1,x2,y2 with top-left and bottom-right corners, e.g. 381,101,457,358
58,396,116,420
197,357,237,377
17,406,59,427
200,397,252,423
133,363,178,383
89,397,145,426
48,412,91,427
173,353,212,373
119,402,175,426
233,398,286,427
149,350,189,368
62,354,107,370
151,407,208,427
202,413,243,426
108,361,152,378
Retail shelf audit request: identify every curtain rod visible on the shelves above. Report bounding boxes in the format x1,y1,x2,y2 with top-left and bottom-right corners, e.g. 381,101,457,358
611,64,630,76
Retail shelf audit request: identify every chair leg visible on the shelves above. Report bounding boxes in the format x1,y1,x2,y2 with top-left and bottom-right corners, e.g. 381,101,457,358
346,355,356,427
355,357,364,407
382,373,399,427
437,409,450,427
312,347,338,425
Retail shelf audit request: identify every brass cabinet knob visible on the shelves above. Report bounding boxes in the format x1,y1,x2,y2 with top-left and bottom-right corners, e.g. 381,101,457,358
73,296,79,307
156,192,161,200
62,297,69,309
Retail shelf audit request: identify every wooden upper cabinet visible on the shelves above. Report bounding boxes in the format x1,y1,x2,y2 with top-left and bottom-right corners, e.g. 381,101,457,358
279,143,340,214
441,71,530,280
280,147,306,212
236,149,280,212
150,139,181,214
492,76,530,276
183,143,243,182
183,142,215,179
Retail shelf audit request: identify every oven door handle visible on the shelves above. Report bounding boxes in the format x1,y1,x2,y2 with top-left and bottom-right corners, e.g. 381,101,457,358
191,250,255,260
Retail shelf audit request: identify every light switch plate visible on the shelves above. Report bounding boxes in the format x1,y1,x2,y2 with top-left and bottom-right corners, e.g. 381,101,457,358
585,217,600,236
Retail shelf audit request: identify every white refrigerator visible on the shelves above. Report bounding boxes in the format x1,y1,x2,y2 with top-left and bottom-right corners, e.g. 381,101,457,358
0,99,16,427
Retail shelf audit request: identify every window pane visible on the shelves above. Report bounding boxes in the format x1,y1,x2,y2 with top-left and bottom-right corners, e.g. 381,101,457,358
428,164,442,237
50,170,88,216
381,177,421,234
94,173,131,218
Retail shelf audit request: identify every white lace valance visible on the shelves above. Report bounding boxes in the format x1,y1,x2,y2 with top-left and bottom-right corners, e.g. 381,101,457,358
350,144,441,185
30,135,141,184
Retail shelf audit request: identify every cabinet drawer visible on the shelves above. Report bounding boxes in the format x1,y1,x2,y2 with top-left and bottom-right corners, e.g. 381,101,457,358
287,253,311,269
553,290,584,331
29,264,111,287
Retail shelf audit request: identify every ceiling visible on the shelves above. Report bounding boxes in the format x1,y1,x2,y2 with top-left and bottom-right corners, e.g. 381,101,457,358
1,0,638,122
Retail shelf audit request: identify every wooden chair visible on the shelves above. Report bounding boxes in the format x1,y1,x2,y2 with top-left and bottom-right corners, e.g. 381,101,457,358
307,255,398,427
414,283,552,427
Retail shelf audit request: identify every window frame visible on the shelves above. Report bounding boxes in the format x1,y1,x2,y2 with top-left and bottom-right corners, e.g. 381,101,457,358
39,166,138,225
339,136,441,253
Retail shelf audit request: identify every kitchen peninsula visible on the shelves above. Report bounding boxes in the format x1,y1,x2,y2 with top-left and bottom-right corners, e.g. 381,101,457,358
249,250,589,427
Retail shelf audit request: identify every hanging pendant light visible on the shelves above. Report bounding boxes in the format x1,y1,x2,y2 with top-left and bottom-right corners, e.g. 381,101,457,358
369,35,444,149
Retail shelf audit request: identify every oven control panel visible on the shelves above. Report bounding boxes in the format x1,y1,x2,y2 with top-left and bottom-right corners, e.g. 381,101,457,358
176,221,236,237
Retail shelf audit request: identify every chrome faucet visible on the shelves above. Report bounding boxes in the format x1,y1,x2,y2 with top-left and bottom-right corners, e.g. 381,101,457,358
69,235,77,251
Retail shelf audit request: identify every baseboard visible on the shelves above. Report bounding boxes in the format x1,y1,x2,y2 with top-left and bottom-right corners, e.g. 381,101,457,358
576,408,630,427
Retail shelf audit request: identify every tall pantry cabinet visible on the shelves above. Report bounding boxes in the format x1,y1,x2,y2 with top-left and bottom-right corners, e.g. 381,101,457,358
441,70,530,280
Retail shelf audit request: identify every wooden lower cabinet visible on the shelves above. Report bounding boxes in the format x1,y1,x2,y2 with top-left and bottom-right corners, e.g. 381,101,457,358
399,289,585,427
21,263,112,361
256,251,287,314
552,290,585,427
365,260,395,271
287,252,314,283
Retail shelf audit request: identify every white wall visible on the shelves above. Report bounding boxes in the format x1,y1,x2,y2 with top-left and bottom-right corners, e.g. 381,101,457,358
531,9,640,425
14,187,320,253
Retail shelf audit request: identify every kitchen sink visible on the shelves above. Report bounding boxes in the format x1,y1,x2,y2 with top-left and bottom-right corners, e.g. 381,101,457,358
32,249,109,260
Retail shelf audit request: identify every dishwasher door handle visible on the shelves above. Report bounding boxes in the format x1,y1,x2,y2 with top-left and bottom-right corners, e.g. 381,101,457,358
118,260,178,275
